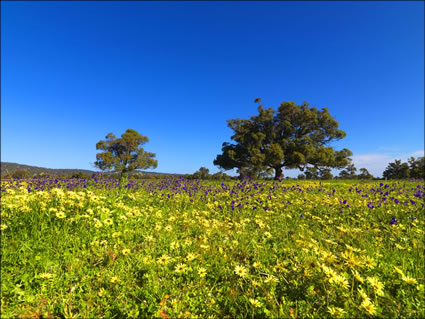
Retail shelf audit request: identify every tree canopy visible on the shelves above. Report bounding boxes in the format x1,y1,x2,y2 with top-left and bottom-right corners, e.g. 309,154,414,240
382,157,424,180
408,156,425,179
214,99,352,180
94,129,157,182
382,159,410,179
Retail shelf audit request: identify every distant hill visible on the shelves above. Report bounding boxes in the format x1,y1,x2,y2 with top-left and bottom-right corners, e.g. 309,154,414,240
0,162,176,177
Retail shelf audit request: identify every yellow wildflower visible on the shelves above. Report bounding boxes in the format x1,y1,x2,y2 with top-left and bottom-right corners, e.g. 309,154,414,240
185,253,196,262
358,288,370,301
103,218,113,226
234,265,248,278
253,262,261,269
121,248,131,256
198,267,207,278
170,241,180,250
360,299,377,316
110,276,120,284
174,263,187,274
39,273,53,279
264,276,278,284
352,270,364,283
402,275,417,285
56,211,66,219
143,255,153,264
249,298,262,308
367,276,384,296
341,250,363,269
363,256,376,269
327,306,345,318
158,255,171,265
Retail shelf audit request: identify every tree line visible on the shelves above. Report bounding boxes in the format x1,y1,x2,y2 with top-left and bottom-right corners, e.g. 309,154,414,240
8,98,420,182
91,98,423,182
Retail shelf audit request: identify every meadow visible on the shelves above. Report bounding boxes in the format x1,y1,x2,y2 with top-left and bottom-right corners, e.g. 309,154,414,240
1,176,424,318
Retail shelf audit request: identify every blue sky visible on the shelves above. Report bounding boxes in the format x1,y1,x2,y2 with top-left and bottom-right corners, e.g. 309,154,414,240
2,1,424,178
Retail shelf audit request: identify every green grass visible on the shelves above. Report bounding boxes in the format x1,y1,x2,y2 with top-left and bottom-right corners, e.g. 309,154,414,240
1,178,424,318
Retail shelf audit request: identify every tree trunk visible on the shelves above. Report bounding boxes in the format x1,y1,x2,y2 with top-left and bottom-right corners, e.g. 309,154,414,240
274,166,283,180
119,170,129,191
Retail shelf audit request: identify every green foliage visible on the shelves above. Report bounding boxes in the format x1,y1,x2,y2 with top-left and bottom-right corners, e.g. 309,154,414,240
382,157,424,180
305,167,319,180
10,169,30,179
95,129,158,183
186,168,233,180
408,157,425,180
319,168,333,180
210,171,232,181
383,160,411,179
214,99,352,180
339,164,357,179
358,168,374,180
71,172,90,179
192,167,210,180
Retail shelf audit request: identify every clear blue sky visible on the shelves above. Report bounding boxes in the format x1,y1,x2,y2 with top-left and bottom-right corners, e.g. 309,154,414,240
2,1,424,177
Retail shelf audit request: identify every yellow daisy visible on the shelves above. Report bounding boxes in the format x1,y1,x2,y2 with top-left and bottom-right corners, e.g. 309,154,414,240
361,299,377,316
56,211,66,219
39,273,53,279
157,255,171,265
174,263,187,274
110,276,120,284
234,265,248,278
249,298,262,308
198,267,207,278
402,275,417,285
121,248,131,256
103,218,113,226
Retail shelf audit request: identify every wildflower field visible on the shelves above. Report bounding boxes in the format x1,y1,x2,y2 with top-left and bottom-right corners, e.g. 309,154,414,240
1,177,424,318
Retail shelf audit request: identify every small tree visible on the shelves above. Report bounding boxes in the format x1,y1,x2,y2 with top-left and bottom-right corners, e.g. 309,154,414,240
319,167,333,180
192,167,210,180
95,129,157,185
408,157,425,179
339,163,357,179
358,168,373,180
305,167,319,179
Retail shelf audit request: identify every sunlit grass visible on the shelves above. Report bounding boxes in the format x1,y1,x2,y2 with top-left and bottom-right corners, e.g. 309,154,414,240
1,177,424,318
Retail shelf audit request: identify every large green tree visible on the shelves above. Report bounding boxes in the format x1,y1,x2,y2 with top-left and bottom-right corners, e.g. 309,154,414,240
95,129,157,183
214,99,352,180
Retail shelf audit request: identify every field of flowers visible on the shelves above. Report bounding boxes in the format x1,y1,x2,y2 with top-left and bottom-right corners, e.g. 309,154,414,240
1,176,424,318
